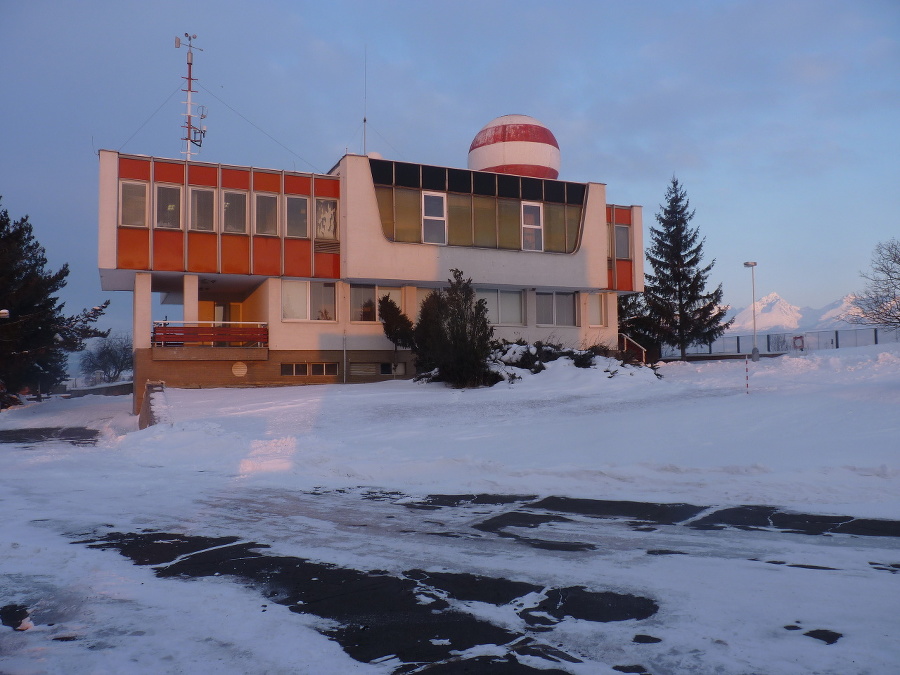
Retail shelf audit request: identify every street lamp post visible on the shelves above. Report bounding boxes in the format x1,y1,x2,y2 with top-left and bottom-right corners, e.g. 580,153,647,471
743,262,759,362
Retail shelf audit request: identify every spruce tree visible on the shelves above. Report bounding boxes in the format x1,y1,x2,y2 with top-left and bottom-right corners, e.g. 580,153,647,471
640,178,731,360
378,269,496,387
0,198,109,394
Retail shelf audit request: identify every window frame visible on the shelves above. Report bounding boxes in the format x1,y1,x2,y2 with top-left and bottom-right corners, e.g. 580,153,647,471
282,280,337,322
615,224,631,260
315,197,339,240
350,284,403,323
254,192,279,236
588,293,606,327
421,191,447,245
285,195,309,238
521,201,543,252
476,289,524,326
189,187,216,232
222,190,249,234
536,291,577,327
155,184,182,230
119,181,148,228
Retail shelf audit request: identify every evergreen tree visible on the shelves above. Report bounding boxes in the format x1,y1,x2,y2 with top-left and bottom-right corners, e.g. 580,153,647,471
639,178,731,360
0,198,109,393
379,269,496,387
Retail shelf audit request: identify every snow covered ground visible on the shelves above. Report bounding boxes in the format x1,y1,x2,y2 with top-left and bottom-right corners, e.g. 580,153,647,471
1,345,898,674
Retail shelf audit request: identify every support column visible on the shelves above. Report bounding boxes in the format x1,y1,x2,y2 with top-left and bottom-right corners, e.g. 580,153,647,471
183,274,199,323
132,272,153,415
133,273,152,349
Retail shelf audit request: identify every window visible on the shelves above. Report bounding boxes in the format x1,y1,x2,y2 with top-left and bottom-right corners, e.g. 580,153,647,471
120,182,147,227
351,285,402,322
190,188,214,231
156,185,181,229
476,289,524,325
310,362,339,376
350,285,377,322
422,192,446,244
522,202,543,251
589,294,606,326
282,280,336,321
286,196,308,238
281,363,308,376
255,194,278,235
281,362,337,376
223,191,247,233
315,198,338,240
615,225,630,259
536,292,577,326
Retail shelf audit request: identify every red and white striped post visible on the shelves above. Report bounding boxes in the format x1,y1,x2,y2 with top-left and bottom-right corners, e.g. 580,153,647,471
745,355,750,394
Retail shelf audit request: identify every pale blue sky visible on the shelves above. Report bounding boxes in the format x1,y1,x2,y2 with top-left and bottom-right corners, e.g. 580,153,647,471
1,0,898,333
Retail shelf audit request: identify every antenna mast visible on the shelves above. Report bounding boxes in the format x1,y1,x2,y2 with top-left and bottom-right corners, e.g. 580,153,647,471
363,45,367,155
175,33,207,162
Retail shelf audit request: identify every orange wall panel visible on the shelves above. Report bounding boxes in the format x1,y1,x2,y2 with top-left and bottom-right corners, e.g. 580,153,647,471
221,235,250,274
284,174,311,195
253,237,282,276
283,238,312,277
608,206,632,225
221,168,250,190
188,164,218,187
119,158,151,181
153,229,185,271
154,162,185,184
116,227,150,270
253,172,281,193
615,259,634,291
187,232,218,273
314,178,340,198
314,252,340,279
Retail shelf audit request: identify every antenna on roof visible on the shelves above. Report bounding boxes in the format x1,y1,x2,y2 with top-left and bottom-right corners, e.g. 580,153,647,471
175,33,207,162
363,45,370,155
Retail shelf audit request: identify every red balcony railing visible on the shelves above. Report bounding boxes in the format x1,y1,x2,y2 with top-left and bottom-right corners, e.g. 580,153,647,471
152,321,268,347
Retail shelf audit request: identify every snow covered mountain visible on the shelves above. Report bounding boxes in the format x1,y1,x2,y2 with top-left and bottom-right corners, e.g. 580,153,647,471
728,293,859,333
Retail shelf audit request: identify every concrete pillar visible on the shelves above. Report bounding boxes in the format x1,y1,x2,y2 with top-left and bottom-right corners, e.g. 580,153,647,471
133,272,152,349
183,274,199,323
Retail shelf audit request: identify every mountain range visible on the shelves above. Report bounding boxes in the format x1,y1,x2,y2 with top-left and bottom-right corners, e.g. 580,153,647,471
726,293,861,334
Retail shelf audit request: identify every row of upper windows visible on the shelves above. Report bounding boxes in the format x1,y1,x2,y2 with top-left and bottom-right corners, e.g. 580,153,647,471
281,281,607,328
119,182,339,240
375,187,583,253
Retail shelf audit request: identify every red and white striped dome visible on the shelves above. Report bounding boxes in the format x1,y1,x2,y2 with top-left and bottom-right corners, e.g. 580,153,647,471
467,114,560,179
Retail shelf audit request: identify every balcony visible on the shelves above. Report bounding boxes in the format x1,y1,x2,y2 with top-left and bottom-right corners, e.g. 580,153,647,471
152,321,268,347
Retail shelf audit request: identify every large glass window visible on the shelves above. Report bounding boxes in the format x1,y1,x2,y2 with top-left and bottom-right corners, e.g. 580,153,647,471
255,194,278,235
120,182,147,227
536,292,576,326
472,196,497,248
422,192,447,244
447,193,473,246
286,196,308,238
223,191,247,233
156,185,181,229
350,285,377,322
190,188,214,231
351,285,403,322
497,199,520,250
522,202,543,251
615,225,630,259
315,198,338,240
282,280,336,321
310,282,336,320
477,289,524,325
589,294,606,326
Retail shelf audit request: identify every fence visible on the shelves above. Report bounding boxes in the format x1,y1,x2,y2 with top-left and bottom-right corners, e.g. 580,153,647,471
662,326,899,358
